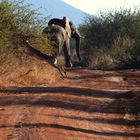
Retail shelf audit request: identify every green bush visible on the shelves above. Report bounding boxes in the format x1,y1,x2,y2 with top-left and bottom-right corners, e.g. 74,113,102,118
111,36,135,68
89,48,114,69
79,8,140,69
0,0,51,65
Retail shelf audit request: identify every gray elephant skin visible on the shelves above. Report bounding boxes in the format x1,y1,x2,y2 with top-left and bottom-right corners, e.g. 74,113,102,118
42,24,72,67
48,18,81,61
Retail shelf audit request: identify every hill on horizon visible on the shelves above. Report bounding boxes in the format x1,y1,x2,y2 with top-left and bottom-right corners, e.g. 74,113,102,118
26,0,87,25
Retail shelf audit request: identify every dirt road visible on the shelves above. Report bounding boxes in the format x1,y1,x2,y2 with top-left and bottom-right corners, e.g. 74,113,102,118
0,69,139,140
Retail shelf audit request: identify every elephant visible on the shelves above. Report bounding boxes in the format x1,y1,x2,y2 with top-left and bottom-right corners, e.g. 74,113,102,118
42,23,72,71
48,17,82,61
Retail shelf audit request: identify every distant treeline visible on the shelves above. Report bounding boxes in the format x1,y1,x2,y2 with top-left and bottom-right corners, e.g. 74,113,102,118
79,8,140,69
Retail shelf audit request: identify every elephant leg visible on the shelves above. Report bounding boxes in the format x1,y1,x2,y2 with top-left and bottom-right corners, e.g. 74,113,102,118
63,40,72,67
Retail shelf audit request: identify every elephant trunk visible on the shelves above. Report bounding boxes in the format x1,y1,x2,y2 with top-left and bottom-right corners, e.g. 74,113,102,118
75,36,81,61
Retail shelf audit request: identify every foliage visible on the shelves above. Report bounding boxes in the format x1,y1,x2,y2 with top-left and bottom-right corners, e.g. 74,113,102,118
0,0,51,65
111,36,135,68
79,8,140,69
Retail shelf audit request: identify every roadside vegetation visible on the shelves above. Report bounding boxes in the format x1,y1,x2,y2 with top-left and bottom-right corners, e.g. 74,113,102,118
79,8,140,69
0,0,52,68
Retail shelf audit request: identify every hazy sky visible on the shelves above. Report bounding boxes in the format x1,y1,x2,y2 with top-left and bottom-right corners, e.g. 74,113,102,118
62,0,140,14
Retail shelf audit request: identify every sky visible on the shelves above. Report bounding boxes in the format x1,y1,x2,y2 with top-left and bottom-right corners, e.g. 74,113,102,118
62,0,140,14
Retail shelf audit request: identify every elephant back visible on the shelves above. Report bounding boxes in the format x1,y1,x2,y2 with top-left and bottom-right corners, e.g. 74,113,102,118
48,18,65,28
44,24,66,39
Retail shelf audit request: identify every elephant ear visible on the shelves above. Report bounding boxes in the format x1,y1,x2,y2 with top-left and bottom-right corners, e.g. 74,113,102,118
63,17,71,38
69,21,76,36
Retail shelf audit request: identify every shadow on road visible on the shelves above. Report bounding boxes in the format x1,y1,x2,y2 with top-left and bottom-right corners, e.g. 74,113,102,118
0,86,136,99
0,85,139,139
0,123,139,138
0,86,139,115
47,114,139,126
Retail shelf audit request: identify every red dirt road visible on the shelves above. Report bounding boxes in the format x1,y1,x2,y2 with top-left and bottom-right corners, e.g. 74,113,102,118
0,69,139,140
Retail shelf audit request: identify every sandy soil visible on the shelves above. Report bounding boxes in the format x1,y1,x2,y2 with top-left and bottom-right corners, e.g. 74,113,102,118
0,69,139,140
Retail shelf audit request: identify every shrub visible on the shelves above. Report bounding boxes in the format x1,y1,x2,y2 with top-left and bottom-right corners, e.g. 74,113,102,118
0,0,51,65
111,36,135,68
79,8,140,69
